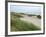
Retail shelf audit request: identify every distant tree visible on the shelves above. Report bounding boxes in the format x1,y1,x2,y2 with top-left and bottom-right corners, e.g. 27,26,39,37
37,15,41,19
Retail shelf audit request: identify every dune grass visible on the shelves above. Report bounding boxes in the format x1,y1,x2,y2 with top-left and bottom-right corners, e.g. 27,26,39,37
11,15,40,32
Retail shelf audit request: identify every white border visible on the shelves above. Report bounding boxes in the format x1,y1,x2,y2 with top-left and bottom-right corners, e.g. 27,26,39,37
8,2,43,35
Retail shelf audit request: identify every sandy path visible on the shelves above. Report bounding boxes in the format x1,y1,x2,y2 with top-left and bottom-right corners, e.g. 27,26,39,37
20,15,41,28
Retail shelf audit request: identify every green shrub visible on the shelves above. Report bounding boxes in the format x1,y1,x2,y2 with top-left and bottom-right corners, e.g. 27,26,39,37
37,15,41,19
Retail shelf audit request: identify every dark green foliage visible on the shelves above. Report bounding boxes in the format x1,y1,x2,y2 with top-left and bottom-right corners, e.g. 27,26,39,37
37,15,41,19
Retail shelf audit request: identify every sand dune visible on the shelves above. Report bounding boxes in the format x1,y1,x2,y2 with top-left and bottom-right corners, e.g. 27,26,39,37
20,15,41,28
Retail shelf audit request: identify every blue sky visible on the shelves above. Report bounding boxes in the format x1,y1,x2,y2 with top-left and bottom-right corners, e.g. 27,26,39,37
10,5,41,15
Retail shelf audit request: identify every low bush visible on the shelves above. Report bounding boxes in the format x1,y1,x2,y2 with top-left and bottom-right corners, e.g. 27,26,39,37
37,15,41,19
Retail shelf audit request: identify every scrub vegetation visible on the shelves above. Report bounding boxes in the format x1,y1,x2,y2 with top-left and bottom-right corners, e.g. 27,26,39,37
11,12,41,32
